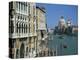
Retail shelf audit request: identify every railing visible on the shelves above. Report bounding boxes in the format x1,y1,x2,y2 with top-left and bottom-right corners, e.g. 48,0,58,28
9,33,37,38
29,33,37,37
16,10,28,15
9,33,29,38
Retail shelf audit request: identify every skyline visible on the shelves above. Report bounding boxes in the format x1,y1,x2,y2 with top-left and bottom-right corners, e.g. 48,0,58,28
36,3,78,29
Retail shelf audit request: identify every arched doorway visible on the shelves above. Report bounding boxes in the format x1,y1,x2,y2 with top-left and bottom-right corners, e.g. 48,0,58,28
26,47,28,56
16,49,19,58
20,43,25,58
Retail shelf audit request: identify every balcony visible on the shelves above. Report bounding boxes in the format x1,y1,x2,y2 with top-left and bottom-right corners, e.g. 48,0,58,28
9,33,29,38
29,33,37,37
9,32,37,38
16,10,28,15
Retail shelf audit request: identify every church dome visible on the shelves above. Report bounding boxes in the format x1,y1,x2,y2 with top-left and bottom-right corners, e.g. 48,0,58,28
59,16,66,26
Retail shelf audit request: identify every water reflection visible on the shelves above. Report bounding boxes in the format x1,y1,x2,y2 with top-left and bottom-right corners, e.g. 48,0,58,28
48,34,78,56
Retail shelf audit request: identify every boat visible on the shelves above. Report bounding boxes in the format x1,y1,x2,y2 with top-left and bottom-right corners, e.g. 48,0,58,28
58,35,64,39
63,44,68,48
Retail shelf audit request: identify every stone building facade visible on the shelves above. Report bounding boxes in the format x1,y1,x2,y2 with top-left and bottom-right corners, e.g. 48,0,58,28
9,1,37,58
9,1,47,58
36,6,48,56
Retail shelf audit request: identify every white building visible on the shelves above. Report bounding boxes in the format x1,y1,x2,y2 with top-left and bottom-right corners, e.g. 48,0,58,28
58,16,66,29
9,1,37,58
67,18,72,27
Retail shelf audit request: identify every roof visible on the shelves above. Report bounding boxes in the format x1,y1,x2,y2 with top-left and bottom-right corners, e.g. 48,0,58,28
36,6,46,13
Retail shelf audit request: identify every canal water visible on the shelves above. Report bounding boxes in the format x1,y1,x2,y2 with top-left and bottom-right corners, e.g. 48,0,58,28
48,34,78,56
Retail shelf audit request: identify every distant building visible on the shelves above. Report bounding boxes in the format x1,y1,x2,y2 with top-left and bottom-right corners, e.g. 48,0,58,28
66,18,72,27
48,28,54,34
72,25,78,34
58,16,66,30
54,16,78,35
48,28,54,40
57,16,66,34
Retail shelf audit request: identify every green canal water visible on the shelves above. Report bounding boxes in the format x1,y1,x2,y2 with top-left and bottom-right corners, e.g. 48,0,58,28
48,34,78,56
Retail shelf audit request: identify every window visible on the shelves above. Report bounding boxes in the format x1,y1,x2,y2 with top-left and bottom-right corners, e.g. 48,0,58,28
34,37,35,49
22,23,23,33
9,48,14,58
9,20,14,33
18,16,19,19
21,15,22,20
28,4,30,14
30,24,32,33
41,31,44,38
23,4,24,12
9,39,15,48
16,23,18,33
19,2,20,11
25,5,27,12
9,2,13,9
24,4,25,11
19,23,21,33
16,2,18,11
29,24,30,33
21,3,23,12
26,24,27,33
24,24,25,33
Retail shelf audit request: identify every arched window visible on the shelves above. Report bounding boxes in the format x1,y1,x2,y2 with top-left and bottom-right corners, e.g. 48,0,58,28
16,22,18,33
24,24,25,33
22,23,24,33
26,24,27,33
19,23,21,33
10,20,14,33
20,43,25,58
26,47,28,56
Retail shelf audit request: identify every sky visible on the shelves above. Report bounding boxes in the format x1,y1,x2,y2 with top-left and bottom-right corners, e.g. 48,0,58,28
36,3,78,29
